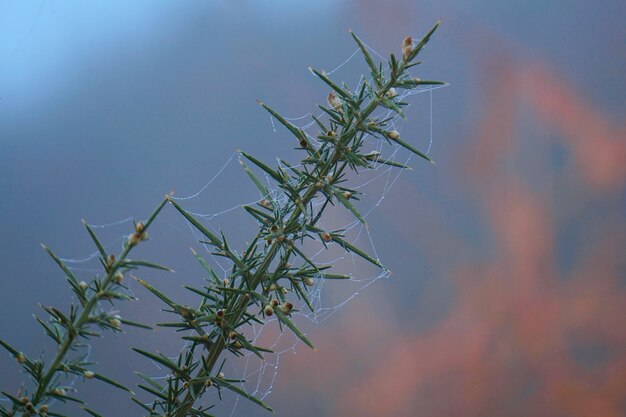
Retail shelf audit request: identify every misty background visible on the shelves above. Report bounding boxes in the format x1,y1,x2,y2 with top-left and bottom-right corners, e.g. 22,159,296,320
1,1,625,416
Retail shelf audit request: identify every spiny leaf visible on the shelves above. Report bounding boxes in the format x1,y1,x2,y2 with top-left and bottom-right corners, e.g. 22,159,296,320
82,220,107,260
240,152,285,185
274,309,315,349
213,377,273,412
334,190,366,225
257,101,307,142
120,259,173,272
239,159,270,198
133,277,179,310
168,198,223,248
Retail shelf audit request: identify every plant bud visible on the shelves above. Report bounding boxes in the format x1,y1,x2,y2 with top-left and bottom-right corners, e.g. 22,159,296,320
327,92,342,112
135,222,145,234
229,331,237,340
113,272,124,284
385,88,398,98
303,277,314,286
40,405,49,412
51,388,65,396
320,232,332,242
343,191,352,199
218,372,225,378
387,130,400,140
279,302,293,314
216,309,225,318
84,371,95,379
402,36,414,60
223,278,230,286
127,233,140,247
16,353,25,364
106,255,116,268
264,305,274,316
79,281,88,290
109,317,121,329
327,130,337,137
270,299,279,307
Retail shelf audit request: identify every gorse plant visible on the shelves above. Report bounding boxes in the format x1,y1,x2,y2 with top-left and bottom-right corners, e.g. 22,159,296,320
0,22,442,417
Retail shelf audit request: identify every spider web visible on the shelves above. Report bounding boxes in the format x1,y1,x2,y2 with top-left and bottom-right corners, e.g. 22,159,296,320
32,39,446,416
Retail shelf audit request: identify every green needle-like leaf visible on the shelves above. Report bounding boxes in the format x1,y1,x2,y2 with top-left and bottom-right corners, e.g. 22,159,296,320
212,377,273,412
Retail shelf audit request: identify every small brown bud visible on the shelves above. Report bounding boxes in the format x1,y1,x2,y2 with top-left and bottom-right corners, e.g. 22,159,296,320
21,396,28,404
268,284,277,291
412,77,421,83
402,36,414,60
315,180,324,189
135,222,145,234
79,281,88,290
299,138,308,148
40,405,49,412
25,403,34,412
223,278,230,286
303,277,315,286
270,299,279,307
106,255,116,267
218,372,225,378
51,388,65,396
113,272,124,284
229,331,237,340
264,305,274,316
84,371,95,379
205,379,213,387
216,309,225,318
232,340,243,349
276,235,285,243
320,232,332,242
16,353,26,364
327,130,337,137
343,191,352,199
127,233,140,247
270,224,278,232
260,199,272,209
279,302,293,314
327,92,343,112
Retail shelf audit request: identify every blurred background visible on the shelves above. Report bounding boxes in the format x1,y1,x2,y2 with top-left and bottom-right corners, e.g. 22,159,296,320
1,1,625,416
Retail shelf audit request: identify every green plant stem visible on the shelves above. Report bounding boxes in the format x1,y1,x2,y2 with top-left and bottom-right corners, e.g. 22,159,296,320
24,198,168,414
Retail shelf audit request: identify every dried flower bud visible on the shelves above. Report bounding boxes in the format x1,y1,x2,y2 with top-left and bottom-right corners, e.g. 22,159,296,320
109,316,122,329
402,36,414,60
327,92,343,112
223,278,230,286
327,130,337,137
106,255,116,268
40,405,49,413
205,379,213,387
387,130,400,140
135,222,145,234
412,77,421,83
113,272,124,284
260,199,272,209
315,180,324,189
343,191,353,199
79,281,88,290
84,371,95,379
25,402,35,412
320,232,332,242
51,388,65,396
229,331,237,340
364,150,382,161
218,372,225,378
268,284,277,291
264,305,274,316
299,138,308,148
303,277,315,286
270,224,278,232
276,235,285,243
216,309,225,318
16,353,25,364
21,396,29,404
127,233,140,247
385,88,398,98
270,299,279,307
279,302,293,314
